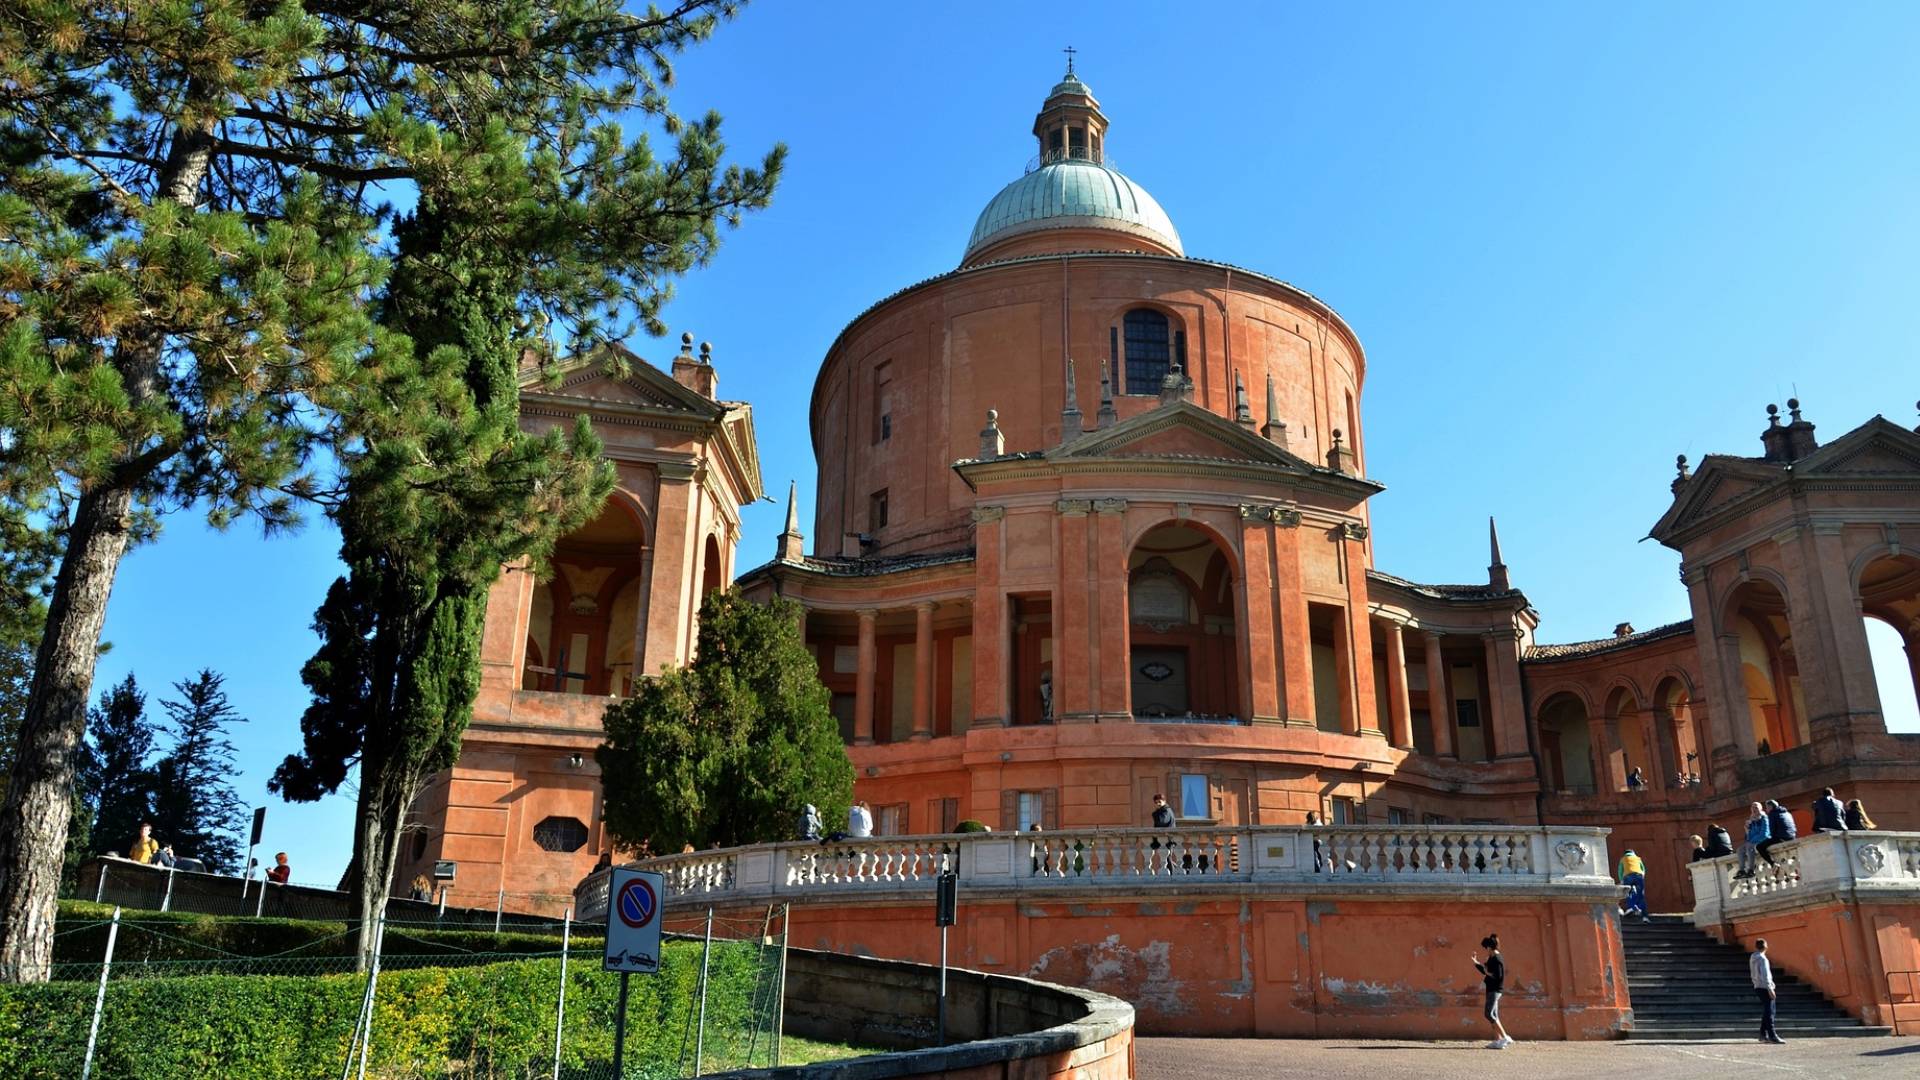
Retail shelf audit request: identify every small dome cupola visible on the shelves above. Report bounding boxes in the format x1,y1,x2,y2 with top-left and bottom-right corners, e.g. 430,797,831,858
1034,50,1107,166
962,57,1184,267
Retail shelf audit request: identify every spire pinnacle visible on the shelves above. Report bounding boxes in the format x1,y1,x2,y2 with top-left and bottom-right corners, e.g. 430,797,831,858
776,480,805,563
1261,371,1287,447
1488,516,1510,593
1060,355,1084,444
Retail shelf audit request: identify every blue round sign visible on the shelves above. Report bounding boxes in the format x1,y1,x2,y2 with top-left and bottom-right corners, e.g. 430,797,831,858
616,878,657,929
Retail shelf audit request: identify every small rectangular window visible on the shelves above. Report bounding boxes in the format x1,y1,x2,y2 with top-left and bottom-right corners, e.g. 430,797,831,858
876,803,908,836
880,413,891,440
871,360,893,445
1017,791,1045,832
1455,699,1481,728
1388,807,1410,826
933,797,960,833
1180,773,1210,820
1330,796,1359,825
868,489,889,531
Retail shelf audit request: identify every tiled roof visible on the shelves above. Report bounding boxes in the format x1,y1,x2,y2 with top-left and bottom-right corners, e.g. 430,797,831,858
1527,619,1693,661
1365,569,1514,602
739,548,976,580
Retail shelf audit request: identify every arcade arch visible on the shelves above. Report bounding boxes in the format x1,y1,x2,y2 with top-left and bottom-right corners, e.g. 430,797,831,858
1537,692,1597,794
1127,521,1241,720
1654,675,1705,787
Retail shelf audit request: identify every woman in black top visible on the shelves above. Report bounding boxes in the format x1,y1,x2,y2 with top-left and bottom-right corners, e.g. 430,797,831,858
1471,934,1512,1048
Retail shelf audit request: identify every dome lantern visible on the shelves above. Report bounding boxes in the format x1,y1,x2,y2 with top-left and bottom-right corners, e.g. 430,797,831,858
1035,48,1107,166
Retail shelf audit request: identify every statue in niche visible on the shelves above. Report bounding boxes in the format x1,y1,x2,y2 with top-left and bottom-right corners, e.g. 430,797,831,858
1039,669,1053,722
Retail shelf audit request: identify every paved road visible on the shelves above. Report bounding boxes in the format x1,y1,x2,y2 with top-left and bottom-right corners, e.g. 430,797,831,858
1137,1037,1918,1080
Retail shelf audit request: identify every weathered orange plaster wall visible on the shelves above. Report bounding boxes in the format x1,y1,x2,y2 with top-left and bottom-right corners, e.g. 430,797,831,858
1716,900,1920,1034
759,893,1628,1039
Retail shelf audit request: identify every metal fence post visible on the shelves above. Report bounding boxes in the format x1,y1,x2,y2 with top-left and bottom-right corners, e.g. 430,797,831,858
93,862,108,904
550,907,571,1080
494,886,504,934
774,903,789,1068
694,907,713,1075
80,906,121,1080
255,874,267,917
160,863,176,912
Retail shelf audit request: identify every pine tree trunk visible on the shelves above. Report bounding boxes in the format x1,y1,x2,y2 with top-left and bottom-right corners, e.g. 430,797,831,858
0,482,138,982
0,109,213,984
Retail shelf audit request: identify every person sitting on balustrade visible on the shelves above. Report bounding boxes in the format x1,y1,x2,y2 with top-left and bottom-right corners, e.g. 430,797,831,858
1704,824,1735,860
1760,800,1796,866
1737,803,1770,880
1845,798,1876,831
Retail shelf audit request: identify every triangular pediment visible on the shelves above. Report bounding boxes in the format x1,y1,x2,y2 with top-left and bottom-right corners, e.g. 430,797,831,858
1651,455,1784,542
1050,400,1318,471
519,343,721,417
1791,417,1920,476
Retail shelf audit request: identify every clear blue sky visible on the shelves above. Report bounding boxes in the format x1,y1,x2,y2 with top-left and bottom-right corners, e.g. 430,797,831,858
92,2,1920,885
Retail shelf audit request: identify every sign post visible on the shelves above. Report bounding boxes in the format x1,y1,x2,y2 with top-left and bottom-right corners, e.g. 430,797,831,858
241,807,266,898
935,868,957,1045
604,867,665,1076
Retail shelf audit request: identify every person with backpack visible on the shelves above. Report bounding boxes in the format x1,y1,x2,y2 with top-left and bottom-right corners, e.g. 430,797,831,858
1811,788,1848,833
1616,849,1648,919
1703,823,1735,859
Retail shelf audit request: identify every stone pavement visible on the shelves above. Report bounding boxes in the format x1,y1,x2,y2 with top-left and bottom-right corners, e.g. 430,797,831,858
1136,1036,1918,1080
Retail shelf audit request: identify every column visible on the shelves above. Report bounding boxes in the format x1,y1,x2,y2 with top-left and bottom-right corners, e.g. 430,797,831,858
1423,631,1455,757
1340,526,1382,737
912,602,934,741
1093,500,1130,720
1331,613,1359,736
1275,512,1313,725
1486,628,1528,759
1384,623,1413,749
1683,564,1755,771
641,462,697,675
1238,507,1282,724
854,608,878,746
971,506,1009,726
1055,500,1094,722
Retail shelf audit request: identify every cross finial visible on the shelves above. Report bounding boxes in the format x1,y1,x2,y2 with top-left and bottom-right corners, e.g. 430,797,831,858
1063,45,1076,75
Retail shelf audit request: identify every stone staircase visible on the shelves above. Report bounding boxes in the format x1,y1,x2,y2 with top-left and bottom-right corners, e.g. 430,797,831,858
1621,915,1891,1039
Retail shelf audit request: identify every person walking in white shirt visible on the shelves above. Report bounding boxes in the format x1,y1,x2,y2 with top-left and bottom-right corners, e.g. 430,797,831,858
1751,938,1785,1044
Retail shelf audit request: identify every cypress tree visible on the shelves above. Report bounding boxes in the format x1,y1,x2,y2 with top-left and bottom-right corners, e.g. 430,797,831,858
598,590,854,853
0,0,778,981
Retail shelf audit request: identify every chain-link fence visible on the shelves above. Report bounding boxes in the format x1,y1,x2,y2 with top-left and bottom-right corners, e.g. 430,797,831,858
0,905,791,1080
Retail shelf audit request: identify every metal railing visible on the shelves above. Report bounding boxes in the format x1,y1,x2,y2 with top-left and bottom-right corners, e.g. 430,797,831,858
576,824,1618,922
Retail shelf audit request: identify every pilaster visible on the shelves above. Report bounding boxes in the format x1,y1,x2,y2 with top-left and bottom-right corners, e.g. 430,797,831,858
641,461,699,676
972,506,1010,727
1055,499,1095,722
1093,499,1130,719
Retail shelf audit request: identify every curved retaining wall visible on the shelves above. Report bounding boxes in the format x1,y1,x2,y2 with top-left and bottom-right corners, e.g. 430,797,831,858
719,949,1134,1080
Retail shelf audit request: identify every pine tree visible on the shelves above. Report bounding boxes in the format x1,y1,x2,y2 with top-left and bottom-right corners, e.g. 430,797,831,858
0,0,779,981
0,501,57,807
80,675,157,861
149,671,247,873
599,590,854,852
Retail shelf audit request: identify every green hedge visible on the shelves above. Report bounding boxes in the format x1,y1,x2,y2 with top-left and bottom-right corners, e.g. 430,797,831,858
53,901,599,973
0,938,776,1080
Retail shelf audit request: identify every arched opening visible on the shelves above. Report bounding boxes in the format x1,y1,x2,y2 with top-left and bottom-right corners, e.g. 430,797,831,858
524,497,646,696
1122,308,1172,395
1608,687,1653,790
701,534,724,601
1859,553,1920,735
1537,693,1596,794
1127,522,1240,720
1654,677,1705,788
1725,579,1804,754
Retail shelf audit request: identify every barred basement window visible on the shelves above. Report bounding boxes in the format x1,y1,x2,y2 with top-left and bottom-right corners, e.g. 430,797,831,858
533,816,588,853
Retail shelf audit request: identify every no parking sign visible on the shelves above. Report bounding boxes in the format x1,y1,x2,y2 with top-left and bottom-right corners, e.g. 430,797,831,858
603,868,665,974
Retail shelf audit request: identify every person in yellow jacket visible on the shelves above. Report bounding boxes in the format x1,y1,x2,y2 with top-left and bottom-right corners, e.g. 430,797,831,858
127,822,160,864
1616,848,1648,920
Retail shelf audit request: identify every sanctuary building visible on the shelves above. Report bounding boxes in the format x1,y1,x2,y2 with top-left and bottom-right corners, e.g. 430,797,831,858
403,67,1920,923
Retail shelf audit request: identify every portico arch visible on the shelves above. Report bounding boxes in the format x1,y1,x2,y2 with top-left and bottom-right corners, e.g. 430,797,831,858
1721,578,1804,755
1606,686,1654,790
1127,521,1243,720
1857,553,1920,734
1653,675,1704,789
526,492,649,696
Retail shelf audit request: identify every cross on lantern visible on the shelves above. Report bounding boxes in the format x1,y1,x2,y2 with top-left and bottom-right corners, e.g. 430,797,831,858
1063,45,1076,75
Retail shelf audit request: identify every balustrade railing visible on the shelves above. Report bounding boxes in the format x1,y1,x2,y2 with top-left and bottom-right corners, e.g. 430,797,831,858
1689,830,1920,927
574,825,1615,921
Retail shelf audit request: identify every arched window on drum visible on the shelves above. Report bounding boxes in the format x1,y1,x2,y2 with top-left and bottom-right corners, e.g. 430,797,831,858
1123,308,1176,395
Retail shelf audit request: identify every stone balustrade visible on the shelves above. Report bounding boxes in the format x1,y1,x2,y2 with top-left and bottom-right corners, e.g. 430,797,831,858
1689,830,1920,926
575,825,1616,921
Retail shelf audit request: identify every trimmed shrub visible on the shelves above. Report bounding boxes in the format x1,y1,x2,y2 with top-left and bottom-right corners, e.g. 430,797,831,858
0,938,778,1080
954,819,990,833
